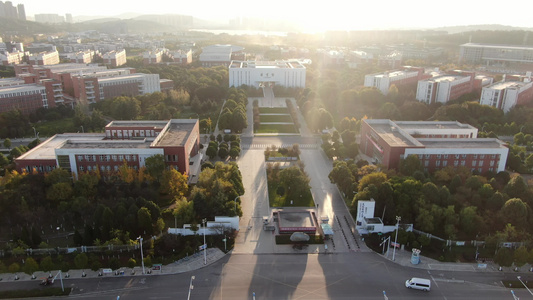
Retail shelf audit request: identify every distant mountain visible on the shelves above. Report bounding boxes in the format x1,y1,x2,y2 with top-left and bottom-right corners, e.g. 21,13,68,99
433,24,533,34
81,18,121,24
0,17,56,34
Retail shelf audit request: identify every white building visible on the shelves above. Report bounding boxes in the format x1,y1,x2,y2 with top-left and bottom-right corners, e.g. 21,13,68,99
459,43,533,65
98,73,160,100
229,60,306,88
200,44,244,67
364,66,428,95
479,73,533,112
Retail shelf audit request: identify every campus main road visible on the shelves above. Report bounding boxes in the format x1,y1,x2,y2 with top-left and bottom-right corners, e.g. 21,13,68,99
1,252,525,299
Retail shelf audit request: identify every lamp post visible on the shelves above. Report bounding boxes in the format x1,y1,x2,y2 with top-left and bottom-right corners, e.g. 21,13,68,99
80,125,84,133
137,236,145,274
32,126,37,139
517,276,533,296
187,275,195,300
392,216,401,261
202,218,207,265
234,196,240,215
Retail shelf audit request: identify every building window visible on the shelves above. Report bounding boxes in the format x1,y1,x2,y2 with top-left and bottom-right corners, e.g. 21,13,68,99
478,168,482,173
418,154,423,159
436,154,441,159
78,156,84,162
479,161,484,167
489,168,494,172
454,154,460,159
119,155,124,161
112,155,117,161
114,165,119,171
100,165,105,171
472,161,477,167
125,155,131,161
444,154,449,159
79,166,84,171
491,154,496,159
461,160,466,166
490,160,495,166
443,161,447,167
436,161,441,166
480,154,485,159
424,154,430,159
100,155,107,161
461,154,467,159
425,161,429,167
132,155,137,161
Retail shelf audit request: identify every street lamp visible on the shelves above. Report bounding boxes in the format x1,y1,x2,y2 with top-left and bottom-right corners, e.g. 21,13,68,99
392,216,401,261
80,125,84,133
137,236,145,274
202,218,207,265
234,196,240,215
187,275,195,300
32,126,37,139
517,276,533,296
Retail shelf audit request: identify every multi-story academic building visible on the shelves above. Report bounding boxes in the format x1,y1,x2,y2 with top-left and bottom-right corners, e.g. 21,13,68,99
364,66,430,95
416,70,493,104
200,45,245,67
229,60,306,88
479,73,533,112
360,119,508,173
15,119,202,181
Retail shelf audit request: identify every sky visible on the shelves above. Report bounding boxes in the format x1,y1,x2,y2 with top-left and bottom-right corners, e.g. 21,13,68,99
15,0,533,31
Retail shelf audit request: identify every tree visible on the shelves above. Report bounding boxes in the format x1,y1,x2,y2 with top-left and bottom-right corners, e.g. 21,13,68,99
46,182,74,204
494,247,513,267
3,138,11,149
159,169,188,198
8,262,20,273
145,154,166,182
500,198,529,228
459,206,483,237
23,257,39,275
513,246,529,268
137,207,153,235
40,256,55,272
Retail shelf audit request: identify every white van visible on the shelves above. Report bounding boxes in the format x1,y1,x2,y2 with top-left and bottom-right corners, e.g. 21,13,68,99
405,277,431,291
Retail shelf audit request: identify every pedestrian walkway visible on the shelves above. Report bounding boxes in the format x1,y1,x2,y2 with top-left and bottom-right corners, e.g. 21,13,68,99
0,248,226,282
382,246,533,274
242,143,318,149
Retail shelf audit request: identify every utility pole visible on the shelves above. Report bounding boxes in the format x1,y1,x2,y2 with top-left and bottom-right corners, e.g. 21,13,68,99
137,236,145,274
202,218,207,265
392,216,401,261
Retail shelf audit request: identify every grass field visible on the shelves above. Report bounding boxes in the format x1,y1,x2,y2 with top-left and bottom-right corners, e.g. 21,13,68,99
255,124,298,134
259,107,289,114
259,114,293,123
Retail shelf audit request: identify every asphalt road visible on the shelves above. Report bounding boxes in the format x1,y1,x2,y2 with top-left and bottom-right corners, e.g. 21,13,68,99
1,253,525,300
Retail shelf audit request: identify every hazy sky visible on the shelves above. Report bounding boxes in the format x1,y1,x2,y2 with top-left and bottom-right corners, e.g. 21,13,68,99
18,0,533,30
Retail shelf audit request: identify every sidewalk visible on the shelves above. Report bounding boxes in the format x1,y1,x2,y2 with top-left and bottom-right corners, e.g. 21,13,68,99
382,246,533,273
0,248,226,282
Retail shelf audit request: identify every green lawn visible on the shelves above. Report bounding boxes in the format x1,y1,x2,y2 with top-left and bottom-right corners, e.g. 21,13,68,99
34,118,77,136
259,107,288,114
255,124,298,134
259,114,293,123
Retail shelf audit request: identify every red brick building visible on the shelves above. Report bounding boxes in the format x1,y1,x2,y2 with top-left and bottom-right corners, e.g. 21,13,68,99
360,119,508,173
15,119,202,181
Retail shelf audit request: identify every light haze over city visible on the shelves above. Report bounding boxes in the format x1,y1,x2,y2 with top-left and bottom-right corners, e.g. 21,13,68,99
19,0,533,31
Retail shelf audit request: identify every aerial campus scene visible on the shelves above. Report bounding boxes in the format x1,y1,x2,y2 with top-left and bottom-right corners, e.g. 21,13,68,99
1,0,533,299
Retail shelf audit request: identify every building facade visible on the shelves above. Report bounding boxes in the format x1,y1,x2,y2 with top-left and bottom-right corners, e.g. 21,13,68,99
15,119,201,179
103,49,127,67
479,73,533,112
200,45,245,67
416,70,492,104
27,51,60,65
460,43,533,65
229,60,306,88
359,119,508,173
0,84,49,114
364,66,430,95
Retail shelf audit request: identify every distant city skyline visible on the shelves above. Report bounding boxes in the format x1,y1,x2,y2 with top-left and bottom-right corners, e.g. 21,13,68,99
18,0,533,31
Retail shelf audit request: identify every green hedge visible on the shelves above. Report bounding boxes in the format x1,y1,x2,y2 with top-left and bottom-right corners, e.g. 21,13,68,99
0,288,71,299
275,234,323,244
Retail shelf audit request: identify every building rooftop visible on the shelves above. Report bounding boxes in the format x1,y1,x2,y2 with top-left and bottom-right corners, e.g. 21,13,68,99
368,122,420,147
0,83,44,94
0,77,25,87
156,120,196,147
461,43,533,51
16,133,106,160
486,81,529,90
418,138,508,149
394,121,475,131
229,60,305,69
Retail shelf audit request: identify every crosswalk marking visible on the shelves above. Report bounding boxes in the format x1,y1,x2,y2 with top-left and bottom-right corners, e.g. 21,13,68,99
242,144,318,149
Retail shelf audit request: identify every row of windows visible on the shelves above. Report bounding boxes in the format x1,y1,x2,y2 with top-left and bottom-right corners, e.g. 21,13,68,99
77,154,137,162
425,160,496,167
418,154,498,160
79,165,139,172
424,167,495,173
